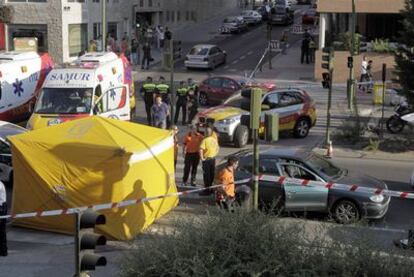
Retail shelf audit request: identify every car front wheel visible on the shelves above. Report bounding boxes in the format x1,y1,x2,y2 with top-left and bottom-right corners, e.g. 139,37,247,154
234,125,249,148
199,92,208,106
332,200,360,224
293,118,310,138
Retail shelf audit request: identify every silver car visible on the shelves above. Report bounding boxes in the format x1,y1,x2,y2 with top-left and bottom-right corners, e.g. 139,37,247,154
220,16,248,33
240,10,263,25
184,44,227,70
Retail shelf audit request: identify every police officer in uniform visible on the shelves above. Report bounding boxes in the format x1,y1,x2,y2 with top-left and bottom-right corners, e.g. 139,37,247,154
174,81,189,125
0,180,7,256
156,76,170,105
141,76,157,125
187,78,198,98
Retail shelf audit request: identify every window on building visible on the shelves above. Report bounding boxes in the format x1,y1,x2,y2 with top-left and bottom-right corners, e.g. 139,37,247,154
191,11,197,22
8,0,47,2
177,11,180,22
148,0,152,7
8,24,48,52
93,23,102,40
108,22,118,40
139,0,144,7
68,24,88,57
186,11,190,21
67,0,86,3
166,11,170,22
171,11,175,22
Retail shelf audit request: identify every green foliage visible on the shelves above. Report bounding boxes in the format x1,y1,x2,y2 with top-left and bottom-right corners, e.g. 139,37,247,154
394,0,414,104
371,39,394,53
334,32,362,53
333,116,367,144
120,210,414,277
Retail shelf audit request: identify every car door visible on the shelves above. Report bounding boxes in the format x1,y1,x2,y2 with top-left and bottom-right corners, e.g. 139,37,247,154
0,140,12,182
273,91,304,130
278,161,328,211
94,85,130,120
208,47,218,67
237,157,284,205
221,79,239,101
206,77,223,103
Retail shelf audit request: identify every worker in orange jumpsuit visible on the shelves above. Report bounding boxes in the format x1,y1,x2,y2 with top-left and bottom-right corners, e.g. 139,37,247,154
216,156,239,211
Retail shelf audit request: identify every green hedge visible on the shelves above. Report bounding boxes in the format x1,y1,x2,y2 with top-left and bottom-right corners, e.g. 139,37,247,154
120,210,414,277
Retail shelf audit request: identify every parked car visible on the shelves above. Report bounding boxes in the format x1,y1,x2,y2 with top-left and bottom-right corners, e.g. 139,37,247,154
220,16,249,34
240,10,263,25
0,121,27,185
198,77,243,106
270,6,294,25
275,0,292,12
302,9,318,25
184,44,227,70
196,88,315,147
228,148,390,224
297,0,311,4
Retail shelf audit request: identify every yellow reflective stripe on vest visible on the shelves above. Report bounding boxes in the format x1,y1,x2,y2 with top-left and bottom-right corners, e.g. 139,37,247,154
157,84,169,93
143,83,156,90
177,88,188,96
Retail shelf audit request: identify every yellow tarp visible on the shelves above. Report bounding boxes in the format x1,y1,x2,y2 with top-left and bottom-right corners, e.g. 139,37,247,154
9,116,178,240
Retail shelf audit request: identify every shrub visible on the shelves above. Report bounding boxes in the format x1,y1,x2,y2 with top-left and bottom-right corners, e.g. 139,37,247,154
119,209,414,277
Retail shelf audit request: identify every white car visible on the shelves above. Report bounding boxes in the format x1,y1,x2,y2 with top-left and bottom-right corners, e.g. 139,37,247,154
0,121,27,184
240,10,263,25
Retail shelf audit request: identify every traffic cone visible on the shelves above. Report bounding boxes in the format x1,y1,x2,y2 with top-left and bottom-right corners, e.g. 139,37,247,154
325,140,333,158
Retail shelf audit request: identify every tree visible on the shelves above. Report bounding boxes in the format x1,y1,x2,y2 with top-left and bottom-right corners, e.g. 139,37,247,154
395,0,414,104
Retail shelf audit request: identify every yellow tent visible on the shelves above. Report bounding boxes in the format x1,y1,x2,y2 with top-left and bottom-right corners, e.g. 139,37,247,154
9,116,178,240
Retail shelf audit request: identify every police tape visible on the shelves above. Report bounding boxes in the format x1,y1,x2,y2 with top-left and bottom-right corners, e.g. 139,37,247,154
258,175,414,200
0,178,252,220
2,175,412,220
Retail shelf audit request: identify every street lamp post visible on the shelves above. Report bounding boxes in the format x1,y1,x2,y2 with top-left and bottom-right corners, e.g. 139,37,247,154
347,0,356,110
101,0,107,50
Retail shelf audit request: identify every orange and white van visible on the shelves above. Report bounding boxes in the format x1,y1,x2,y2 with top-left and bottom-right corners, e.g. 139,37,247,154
27,52,135,130
0,51,54,123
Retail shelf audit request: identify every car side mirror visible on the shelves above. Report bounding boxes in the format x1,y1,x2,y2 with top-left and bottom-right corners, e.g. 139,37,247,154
261,104,270,111
93,105,99,115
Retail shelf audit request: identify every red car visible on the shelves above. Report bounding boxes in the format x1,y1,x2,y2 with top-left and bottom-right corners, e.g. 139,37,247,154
198,77,243,106
302,9,318,25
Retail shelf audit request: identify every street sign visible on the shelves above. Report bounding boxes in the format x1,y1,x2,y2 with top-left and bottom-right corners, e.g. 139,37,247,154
269,40,281,52
291,25,304,34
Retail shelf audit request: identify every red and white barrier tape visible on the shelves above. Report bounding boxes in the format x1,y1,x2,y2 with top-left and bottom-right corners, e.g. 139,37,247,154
1,175,412,220
0,178,252,220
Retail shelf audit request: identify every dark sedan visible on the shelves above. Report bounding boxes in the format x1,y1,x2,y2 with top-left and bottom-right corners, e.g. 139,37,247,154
227,148,390,224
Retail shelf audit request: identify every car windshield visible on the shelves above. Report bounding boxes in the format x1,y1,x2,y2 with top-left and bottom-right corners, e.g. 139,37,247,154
34,87,94,114
189,47,209,55
306,154,342,178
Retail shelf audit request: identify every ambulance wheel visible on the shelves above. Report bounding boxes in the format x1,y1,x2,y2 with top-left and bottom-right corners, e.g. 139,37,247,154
234,125,249,148
293,118,310,138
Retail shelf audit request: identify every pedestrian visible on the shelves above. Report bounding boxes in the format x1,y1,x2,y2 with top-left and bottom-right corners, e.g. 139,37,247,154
130,38,139,65
156,76,170,105
96,35,102,52
359,55,368,91
164,26,172,41
187,89,199,124
187,78,199,97
141,76,157,125
151,95,170,129
0,180,7,256
300,38,310,64
120,38,129,56
309,37,316,63
280,30,289,55
215,156,239,211
366,60,374,93
141,42,151,70
174,81,189,125
88,39,97,52
182,125,204,186
199,125,219,195
172,125,179,171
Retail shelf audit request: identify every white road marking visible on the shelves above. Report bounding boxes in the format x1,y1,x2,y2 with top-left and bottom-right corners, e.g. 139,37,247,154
247,51,254,55
239,55,246,60
224,65,230,69
231,60,239,64
228,69,238,72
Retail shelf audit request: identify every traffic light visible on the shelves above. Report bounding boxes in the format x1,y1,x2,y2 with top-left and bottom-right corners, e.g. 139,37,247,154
75,209,107,276
347,56,353,69
322,73,331,89
173,40,182,60
321,47,334,71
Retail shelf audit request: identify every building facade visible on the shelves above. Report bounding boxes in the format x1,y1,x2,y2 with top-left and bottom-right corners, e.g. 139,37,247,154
0,0,237,63
315,0,405,82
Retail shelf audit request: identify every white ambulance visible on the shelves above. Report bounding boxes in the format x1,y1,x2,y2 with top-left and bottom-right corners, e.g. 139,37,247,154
0,51,54,123
27,52,136,130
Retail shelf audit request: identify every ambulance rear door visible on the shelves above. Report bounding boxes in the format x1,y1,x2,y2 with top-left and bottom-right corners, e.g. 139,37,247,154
93,85,130,121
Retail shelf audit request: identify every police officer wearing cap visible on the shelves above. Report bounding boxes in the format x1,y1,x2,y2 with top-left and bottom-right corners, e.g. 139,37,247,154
0,180,7,256
187,78,198,97
141,76,157,125
174,81,189,125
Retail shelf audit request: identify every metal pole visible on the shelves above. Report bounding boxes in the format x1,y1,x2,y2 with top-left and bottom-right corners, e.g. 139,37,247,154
347,0,356,110
74,212,80,277
102,0,107,51
268,24,272,69
326,73,333,145
252,128,259,210
170,39,175,123
380,63,387,136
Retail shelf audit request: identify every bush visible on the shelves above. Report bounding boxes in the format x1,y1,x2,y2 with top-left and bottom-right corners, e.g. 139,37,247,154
119,210,414,277
371,39,394,53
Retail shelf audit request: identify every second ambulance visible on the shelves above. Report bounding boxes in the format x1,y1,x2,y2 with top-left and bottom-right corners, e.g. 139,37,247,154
27,52,135,130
